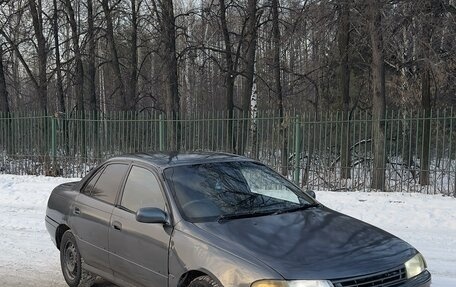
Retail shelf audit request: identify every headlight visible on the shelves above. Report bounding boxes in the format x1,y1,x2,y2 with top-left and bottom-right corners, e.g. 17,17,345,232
251,280,334,287
405,253,427,279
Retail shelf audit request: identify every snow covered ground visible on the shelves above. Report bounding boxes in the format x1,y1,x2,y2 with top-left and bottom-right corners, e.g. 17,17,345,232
0,174,455,286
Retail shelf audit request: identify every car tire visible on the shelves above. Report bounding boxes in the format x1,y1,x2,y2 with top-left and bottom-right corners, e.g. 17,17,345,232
60,230,96,287
188,275,221,287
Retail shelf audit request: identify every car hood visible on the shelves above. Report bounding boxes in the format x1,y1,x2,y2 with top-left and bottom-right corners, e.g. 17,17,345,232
194,207,416,280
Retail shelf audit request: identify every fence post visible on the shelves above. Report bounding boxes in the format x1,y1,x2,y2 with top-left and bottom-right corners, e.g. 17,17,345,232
159,113,165,151
51,115,57,171
293,117,301,185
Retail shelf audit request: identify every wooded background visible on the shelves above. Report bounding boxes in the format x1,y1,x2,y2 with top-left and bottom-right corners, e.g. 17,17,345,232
1,0,455,114
0,0,455,191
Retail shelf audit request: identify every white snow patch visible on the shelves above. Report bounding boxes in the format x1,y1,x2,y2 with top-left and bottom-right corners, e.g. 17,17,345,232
0,174,455,286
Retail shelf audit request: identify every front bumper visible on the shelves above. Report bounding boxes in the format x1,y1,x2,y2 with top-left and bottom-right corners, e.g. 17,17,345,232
404,270,431,287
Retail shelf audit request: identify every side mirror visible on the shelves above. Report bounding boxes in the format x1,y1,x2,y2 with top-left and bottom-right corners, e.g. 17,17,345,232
136,207,168,224
306,190,316,199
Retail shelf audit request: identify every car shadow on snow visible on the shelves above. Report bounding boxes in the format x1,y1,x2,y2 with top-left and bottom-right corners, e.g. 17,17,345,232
91,278,118,287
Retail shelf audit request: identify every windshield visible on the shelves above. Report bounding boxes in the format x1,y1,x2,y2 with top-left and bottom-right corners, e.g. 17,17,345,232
163,161,315,222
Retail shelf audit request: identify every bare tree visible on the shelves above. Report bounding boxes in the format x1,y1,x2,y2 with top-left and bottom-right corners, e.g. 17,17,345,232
0,36,11,155
64,0,84,112
87,0,97,111
419,0,434,186
369,0,386,191
240,0,258,154
0,23,38,112
152,0,180,149
219,0,236,152
272,0,287,175
129,0,139,109
29,0,48,113
52,0,65,113
101,0,127,110
0,42,9,113
338,0,351,180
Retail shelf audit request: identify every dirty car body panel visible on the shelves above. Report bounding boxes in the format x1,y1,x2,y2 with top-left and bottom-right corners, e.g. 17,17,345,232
46,152,431,287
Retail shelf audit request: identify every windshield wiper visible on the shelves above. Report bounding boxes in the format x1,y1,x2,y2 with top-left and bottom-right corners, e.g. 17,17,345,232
217,203,321,223
217,209,276,223
273,203,321,215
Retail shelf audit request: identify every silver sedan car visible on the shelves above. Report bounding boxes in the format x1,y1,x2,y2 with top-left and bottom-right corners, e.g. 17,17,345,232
46,152,431,287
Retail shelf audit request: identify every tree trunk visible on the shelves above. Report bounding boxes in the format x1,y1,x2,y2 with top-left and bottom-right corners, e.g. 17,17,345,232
65,0,86,158
0,44,9,113
52,0,65,113
420,0,432,186
240,0,258,155
53,0,70,156
28,0,50,172
160,0,180,150
66,0,84,112
338,0,351,180
0,42,11,155
129,0,139,109
250,68,258,159
219,0,236,153
10,6,24,106
369,0,386,191
272,0,287,176
420,73,431,185
87,0,97,112
29,0,48,113
87,0,99,158
101,0,127,110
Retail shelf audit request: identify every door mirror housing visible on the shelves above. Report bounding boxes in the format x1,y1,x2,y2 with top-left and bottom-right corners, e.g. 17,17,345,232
306,190,316,199
136,207,168,224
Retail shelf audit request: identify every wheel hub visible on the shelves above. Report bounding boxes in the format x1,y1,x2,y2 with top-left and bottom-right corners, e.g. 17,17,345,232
64,242,78,279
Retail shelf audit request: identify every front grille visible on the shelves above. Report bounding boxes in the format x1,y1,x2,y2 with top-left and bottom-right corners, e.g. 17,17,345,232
332,266,407,287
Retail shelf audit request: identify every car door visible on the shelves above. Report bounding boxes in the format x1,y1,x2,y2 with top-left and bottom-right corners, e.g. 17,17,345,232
70,163,129,273
109,165,171,287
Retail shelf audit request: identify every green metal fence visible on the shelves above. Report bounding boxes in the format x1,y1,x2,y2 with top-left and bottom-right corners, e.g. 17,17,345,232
1,110,455,195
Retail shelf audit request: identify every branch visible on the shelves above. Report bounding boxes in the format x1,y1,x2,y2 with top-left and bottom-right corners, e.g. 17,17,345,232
0,29,39,89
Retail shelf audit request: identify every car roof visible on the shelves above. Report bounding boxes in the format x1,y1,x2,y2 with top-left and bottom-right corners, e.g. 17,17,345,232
105,151,253,169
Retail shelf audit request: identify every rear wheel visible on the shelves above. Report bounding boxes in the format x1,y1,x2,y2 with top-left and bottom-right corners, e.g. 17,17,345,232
188,275,221,287
60,230,96,287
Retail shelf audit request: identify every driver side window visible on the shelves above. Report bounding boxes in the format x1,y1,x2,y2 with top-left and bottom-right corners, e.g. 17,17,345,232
120,166,166,212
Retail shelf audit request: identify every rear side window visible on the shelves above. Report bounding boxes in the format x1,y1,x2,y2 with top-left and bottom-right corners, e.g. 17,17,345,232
121,166,166,212
91,164,129,205
82,167,104,195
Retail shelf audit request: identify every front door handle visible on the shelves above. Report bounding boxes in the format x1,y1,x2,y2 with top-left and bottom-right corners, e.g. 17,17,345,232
74,207,81,215
112,221,122,231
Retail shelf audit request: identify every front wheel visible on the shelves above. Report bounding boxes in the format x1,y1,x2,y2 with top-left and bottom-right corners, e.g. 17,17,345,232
188,275,221,287
60,230,96,287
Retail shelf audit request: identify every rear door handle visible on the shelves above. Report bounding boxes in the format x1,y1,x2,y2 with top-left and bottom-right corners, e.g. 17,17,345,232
112,221,122,231
74,207,81,215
